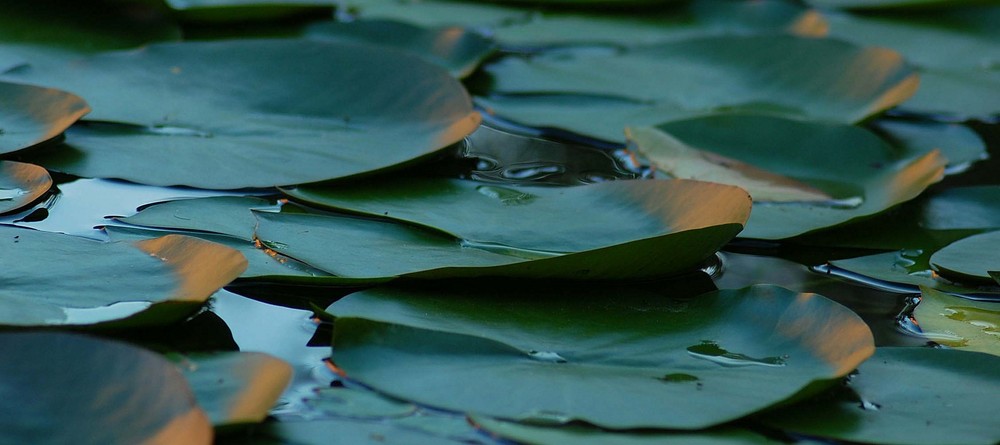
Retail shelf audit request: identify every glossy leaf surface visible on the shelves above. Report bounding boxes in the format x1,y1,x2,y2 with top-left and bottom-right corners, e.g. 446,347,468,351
930,231,1000,283
328,284,874,429
0,226,246,328
5,39,479,188
760,347,1000,445
0,331,212,445
914,287,1000,356
480,35,917,141
634,115,946,239
0,81,89,154
175,352,293,427
0,161,51,215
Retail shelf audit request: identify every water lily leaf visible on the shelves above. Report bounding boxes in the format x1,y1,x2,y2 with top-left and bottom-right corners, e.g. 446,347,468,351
471,416,777,445
0,81,89,154
809,0,997,11
479,35,917,141
345,0,826,48
0,161,50,215
119,196,273,242
0,331,212,445
760,347,1000,445
0,0,180,71
930,231,1000,283
303,20,494,78
0,225,247,328
283,177,749,256
825,8,1000,119
163,0,334,22
174,352,293,427
3,39,479,189
822,249,1000,298
632,115,946,240
252,417,474,444
301,386,417,419
327,284,874,429
870,119,987,174
913,287,1000,355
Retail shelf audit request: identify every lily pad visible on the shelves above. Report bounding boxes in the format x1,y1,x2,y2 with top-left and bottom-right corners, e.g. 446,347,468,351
930,231,1000,283
4,39,479,188
825,8,1000,119
0,225,247,328
342,0,531,30
0,0,180,71
0,161,51,215
479,34,917,141
283,177,749,255
870,119,987,173
301,386,417,419
0,81,89,154
631,115,946,240
809,0,997,11
913,287,1000,355
327,284,874,429
303,20,494,78
174,352,293,427
0,331,212,445
471,416,777,445
760,347,1000,445
822,249,1000,298
164,0,335,22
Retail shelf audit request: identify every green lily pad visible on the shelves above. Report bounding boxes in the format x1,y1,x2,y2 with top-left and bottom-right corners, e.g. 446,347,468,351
0,225,247,328
4,39,479,188
301,386,417,419
118,196,273,242
252,416,473,444
0,0,180,71
760,347,1000,445
282,177,750,255
870,119,987,173
174,352,293,427
479,34,917,141
471,416,777,445
630,115,946,240
0,161,51,215
0,331,212,445
0,81,89,154
303,20,494,78
809,0,997,11
913,287,1000,355
327,284,874,429
930,231,1000,283
825,8,1000,119
823,249,1000,297
342,0,531,30
163,0,335,22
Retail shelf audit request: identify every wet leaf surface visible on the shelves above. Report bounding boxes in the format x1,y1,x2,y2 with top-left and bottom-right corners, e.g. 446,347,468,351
913,287,1000,355
0,161,51,215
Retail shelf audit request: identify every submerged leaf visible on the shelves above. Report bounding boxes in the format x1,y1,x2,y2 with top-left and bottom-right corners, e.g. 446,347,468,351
0,161,50,215
760,347,1000,445
4,39,479,188
913,287,1000,356
328,284,874,429
0,331,213,445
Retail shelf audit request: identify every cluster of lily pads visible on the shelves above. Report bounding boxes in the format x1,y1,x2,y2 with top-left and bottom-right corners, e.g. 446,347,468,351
0,0,998,444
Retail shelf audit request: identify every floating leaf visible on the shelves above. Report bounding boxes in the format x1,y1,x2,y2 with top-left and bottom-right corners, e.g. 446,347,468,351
0,0,180,71
479,35,917,141
825,8,1000,119
0,161,50,215
301,386,417,419
174,352,293,427
0,81,89,154
327,284,874,429
760,347,1000,445
632,115,946,240
809,0,996,11
0,331,212,445
930,231,1000,283
283,177,749,255
303,20,494,78
471,416,777,445
0,225,246,328
822,249,1000,298
870,119,987,174
4,39,479,188
913,287,1000,355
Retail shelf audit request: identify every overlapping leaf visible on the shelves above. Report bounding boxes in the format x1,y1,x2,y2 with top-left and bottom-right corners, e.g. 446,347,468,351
3,39,480,189
327,284,874,429
930,231,1000,283
471,416,777,445
760,347,1000,445
631,114,946,240
479,35,917,141
174,352,293,427
0,225,246,328
913,287,1000,355
0,81,89,154
0,161,50,215
0,331,212,445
